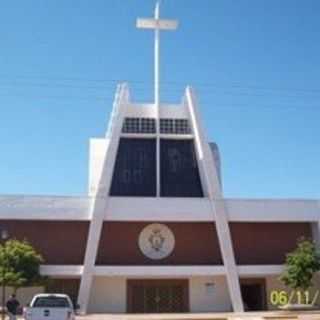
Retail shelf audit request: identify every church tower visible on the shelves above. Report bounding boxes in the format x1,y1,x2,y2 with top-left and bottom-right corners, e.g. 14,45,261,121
77,2,244,313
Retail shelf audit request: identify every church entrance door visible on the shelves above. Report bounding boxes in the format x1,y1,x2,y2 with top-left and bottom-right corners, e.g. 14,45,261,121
127,279,189,313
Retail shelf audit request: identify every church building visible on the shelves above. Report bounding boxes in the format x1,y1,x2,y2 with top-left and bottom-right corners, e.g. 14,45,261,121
0,3,319,314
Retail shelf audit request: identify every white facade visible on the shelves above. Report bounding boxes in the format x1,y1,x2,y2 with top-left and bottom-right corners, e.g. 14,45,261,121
0,85,319,313
0,4,319,313
86,276,232,313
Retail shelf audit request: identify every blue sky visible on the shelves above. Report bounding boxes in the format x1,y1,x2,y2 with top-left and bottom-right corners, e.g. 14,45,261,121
0,0,319,198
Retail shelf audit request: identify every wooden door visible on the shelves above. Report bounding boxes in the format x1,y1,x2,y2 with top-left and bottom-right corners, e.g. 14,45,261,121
127,279,189,313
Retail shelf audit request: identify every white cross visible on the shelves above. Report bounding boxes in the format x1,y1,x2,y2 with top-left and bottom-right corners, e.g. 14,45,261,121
137,2,178,197
137,1,178,110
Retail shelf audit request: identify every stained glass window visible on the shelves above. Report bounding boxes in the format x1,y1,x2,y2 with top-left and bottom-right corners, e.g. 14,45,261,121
160,139,203,197
110,138,156,196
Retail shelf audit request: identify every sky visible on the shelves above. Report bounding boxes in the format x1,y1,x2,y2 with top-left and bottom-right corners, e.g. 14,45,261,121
0,0,319,199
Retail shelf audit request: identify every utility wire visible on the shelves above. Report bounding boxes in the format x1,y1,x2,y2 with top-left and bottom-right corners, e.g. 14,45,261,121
0,92,318,110
0,73,319,95
0,81,319,101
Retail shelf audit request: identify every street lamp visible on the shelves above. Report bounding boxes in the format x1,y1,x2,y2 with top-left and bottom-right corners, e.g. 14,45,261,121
1,229,9,320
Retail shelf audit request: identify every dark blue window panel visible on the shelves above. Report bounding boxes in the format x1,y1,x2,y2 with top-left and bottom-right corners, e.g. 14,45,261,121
110,138,156,196
160,139,204,197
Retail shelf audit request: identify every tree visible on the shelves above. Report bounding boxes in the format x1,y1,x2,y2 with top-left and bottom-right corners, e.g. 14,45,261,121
280,238,320,301
0,239,44,292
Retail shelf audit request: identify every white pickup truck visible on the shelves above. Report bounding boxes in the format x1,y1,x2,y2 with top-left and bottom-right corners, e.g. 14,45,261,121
24,294,76,320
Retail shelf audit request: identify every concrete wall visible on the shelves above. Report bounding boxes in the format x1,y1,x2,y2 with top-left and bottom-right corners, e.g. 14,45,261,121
96,222,222,265
87,277,126,313
0,221,89,265
230,222,312,265
189,276,232,312
87,276,233,313
265,274,320,310
0,286,44,306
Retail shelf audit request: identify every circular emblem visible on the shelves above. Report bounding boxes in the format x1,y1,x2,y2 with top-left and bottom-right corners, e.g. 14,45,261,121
138,223,175,260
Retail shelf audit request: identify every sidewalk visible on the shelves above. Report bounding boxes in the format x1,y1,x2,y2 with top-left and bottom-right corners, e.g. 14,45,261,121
75,310,320,320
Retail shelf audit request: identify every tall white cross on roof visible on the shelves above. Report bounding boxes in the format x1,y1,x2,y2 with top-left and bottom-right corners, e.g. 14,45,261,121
136,1,178,110
137,1,178,197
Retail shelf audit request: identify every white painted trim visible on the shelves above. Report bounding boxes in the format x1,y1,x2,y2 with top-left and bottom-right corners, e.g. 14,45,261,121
105,197,213,221
120,133,157,139
159,134,194,139
125,103,189,118
186,87,244,312
0,195,90,220
77,84,130,314
39,265,287,278
104,198,320,222
94,266,226,277
40,265,83,277
238,265,284,276
120,134,194,140
0,196,319,222
156,111,161,197
226,199,320,222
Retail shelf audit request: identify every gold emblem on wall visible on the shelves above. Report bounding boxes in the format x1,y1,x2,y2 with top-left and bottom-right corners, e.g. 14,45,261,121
139,223,175,260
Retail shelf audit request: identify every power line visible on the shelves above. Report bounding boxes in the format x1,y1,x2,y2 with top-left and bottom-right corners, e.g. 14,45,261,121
0,73,319,96
0,74,319,110
0,81,320,101
0,91,318,110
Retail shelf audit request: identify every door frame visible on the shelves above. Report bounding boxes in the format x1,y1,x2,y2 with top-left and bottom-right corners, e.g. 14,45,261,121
127,279,189,313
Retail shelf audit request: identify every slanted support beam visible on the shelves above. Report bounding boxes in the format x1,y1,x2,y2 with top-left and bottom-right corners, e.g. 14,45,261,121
77,84,129,314
185,86,244,312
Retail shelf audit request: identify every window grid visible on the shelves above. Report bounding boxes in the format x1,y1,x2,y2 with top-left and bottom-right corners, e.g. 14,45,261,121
160,119,191,134
141,118,156,133
160,119,174,134
122,118,156,134
175,119,191,134
122,118,191,134
122,118,140,133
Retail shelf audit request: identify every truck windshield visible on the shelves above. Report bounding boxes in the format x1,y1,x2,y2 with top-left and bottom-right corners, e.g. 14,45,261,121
33,297,70,308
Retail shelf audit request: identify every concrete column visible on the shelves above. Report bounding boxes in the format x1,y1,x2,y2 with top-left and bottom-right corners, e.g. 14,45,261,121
311,221,320,248
185,87,244,312
77,84,128,314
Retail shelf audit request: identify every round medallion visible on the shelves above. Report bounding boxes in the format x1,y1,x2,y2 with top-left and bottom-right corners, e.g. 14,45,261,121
138,223,175,260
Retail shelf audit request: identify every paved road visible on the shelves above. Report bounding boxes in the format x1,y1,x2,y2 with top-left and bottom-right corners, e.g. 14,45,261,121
75,310,320,320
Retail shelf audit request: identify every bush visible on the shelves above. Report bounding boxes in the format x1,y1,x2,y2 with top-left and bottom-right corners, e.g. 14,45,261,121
0,239,44,291
280,238,320,293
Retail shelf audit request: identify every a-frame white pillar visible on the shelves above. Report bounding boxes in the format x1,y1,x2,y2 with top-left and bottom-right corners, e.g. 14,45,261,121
185,87,244,312
77,84,129,314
